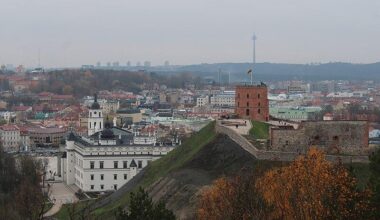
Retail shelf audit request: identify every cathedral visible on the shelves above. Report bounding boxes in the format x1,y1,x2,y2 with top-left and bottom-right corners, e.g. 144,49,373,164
61,95,179,192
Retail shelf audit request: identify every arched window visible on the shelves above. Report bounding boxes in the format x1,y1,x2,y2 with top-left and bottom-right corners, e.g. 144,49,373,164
258,109,261,114
258,93,261,99
246,109,250,116
247,102,249,107
258,102,261,107
247,94,249,98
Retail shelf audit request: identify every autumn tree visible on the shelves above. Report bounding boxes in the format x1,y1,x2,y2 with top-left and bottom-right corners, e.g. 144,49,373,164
256,148,372,220
369,149,380,218
198,171,269,220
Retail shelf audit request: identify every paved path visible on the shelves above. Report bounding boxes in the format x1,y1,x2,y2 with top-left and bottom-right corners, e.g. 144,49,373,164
43,182,78,217
220,119,252,135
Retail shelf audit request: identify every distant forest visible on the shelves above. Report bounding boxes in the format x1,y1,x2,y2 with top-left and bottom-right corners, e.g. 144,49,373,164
168,62,380,82
31,70,202,97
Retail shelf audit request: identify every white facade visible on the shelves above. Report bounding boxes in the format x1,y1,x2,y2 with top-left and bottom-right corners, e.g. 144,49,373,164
88,109,103,136
196,96,209,107
0,125,21,151
210,94,235,107
63,100,178,192
62,132,176,192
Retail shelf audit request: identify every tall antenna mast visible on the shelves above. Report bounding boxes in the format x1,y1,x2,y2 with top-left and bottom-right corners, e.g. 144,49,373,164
218,68,221,86
38,48,41,68
251,33,257,85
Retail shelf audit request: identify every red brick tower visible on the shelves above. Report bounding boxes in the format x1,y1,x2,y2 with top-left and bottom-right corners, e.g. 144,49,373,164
235,84,269,121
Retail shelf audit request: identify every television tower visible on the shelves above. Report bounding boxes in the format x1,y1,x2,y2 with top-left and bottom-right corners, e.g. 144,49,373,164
251,33,257,85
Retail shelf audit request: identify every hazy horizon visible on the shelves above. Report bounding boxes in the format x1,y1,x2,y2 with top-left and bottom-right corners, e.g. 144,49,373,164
1,0,380,68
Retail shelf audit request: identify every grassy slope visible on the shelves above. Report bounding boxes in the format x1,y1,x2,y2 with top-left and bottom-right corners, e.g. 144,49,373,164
56,121,217,219
249,120,270,139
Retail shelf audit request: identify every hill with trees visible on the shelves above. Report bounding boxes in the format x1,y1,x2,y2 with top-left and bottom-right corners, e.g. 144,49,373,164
55,122,380,219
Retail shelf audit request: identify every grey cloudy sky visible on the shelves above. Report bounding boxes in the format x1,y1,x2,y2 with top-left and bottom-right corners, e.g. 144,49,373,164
1,0,380,68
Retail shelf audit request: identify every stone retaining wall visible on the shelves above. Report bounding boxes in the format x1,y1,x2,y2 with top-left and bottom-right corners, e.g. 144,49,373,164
216,121,369,163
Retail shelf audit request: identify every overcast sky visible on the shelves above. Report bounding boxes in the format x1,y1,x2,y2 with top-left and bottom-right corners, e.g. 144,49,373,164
1,0,380,68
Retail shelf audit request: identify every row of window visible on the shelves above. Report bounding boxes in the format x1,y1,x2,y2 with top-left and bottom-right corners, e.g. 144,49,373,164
237,102,261,107
245,108,261,116
237,93,261,99
90,173,128,181
90,184,117,190
90,160,143,169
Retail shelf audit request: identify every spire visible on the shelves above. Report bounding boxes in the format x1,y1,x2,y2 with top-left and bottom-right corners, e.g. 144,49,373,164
91,93,100,109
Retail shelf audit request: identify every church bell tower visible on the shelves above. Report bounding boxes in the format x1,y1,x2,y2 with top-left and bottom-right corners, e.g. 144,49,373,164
88,94,104,136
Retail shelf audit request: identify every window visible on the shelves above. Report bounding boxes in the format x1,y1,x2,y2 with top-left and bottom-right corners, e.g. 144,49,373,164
258,102,261,107
258,109,261,114
138,161,142,168
94,122,96,127
100,122,102,129
100,161,104,169
90,174,94,180
237,102,240,107
114,174,117,180
123,161,128,169
258,93,261,99
114,184,118,190
114,161,118,169
100,174,104,180
246,109,250,116
247,102,249,107
90,185,94,190
246,94,249,98
124,174,127,180
100,185,104,190
90,161,94,169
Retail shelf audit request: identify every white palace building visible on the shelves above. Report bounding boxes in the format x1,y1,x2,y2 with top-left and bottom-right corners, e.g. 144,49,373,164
61,96,179,192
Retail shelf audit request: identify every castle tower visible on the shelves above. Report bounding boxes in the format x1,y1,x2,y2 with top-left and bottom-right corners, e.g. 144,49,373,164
235,84,269,121
88,94,104,136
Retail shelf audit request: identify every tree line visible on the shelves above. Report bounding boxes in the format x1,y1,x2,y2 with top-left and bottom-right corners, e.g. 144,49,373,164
198,148,380,220
0,145,50,220
30,70,202,98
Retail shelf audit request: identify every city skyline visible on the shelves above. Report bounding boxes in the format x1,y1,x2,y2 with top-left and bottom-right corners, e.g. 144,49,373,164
1,0,380,68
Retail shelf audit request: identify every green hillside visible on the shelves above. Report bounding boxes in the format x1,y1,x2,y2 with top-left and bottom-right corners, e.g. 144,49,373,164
56,121,218,219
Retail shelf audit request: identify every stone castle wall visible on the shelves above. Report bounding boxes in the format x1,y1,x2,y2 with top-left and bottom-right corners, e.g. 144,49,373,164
270,121,369,155
215,121,369,163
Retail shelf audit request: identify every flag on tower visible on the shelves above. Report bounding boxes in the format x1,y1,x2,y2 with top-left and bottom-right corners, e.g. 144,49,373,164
247,69,252,75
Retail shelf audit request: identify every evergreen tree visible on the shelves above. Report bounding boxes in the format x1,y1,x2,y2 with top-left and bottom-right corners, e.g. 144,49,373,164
116,187,175,220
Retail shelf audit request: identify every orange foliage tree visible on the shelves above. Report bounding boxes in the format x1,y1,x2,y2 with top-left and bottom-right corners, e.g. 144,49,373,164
198,171,269,220
256,148,372,220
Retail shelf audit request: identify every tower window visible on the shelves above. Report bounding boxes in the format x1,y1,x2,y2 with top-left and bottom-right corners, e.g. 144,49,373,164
258,109,261,114
247,94,249,98
258,93,261,99
246,109,250,116
247,102,249,107
94,122,96,127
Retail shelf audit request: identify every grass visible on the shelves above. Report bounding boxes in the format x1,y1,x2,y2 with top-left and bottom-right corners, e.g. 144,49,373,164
249,120,270,140
348,163,371,190
55,121,217,219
